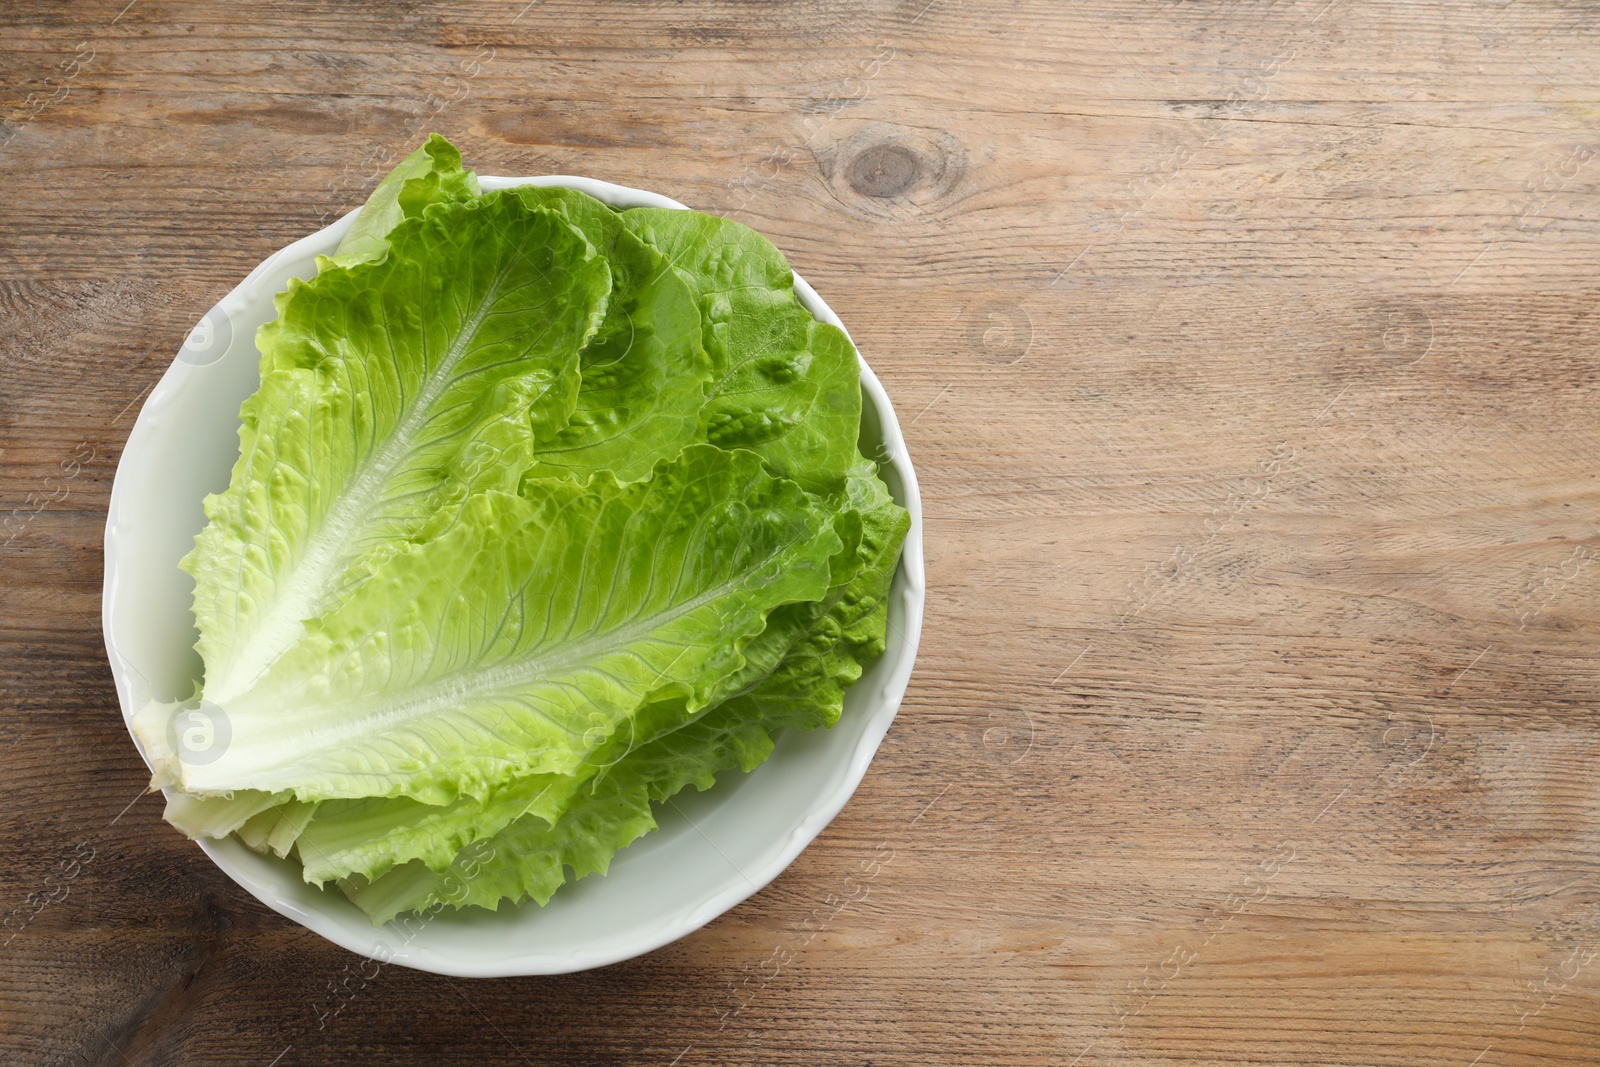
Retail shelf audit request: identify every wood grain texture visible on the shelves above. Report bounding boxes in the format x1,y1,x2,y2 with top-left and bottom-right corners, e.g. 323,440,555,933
4,0,1600,1063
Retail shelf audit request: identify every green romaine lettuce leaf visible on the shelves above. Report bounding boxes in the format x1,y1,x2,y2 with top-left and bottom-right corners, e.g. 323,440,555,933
138,445,843,804
342,451,908,920
294,772,579,883
288,451,899,888
289,495,864,886
325,133,481,270
513,193,716,483
620,208,862,494
320,156,859,495
179,192,613,710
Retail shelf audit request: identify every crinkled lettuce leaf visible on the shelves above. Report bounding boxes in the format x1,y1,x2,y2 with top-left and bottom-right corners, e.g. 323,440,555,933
620,208,862,494
175,192,612,709
512,190,716,483
325,133,481,270
288,451,903,890
140,445,843,804
320,151,860,494
290,492,864,886
342,452,908,921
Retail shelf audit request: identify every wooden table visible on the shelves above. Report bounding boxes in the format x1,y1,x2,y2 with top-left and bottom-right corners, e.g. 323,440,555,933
5,1,1599,1063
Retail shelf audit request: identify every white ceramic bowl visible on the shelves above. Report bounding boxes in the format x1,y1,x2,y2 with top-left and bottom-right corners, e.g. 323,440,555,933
102,176,925,977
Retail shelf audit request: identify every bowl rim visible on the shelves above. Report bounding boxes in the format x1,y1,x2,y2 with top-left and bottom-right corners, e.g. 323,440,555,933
102,174,925,976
